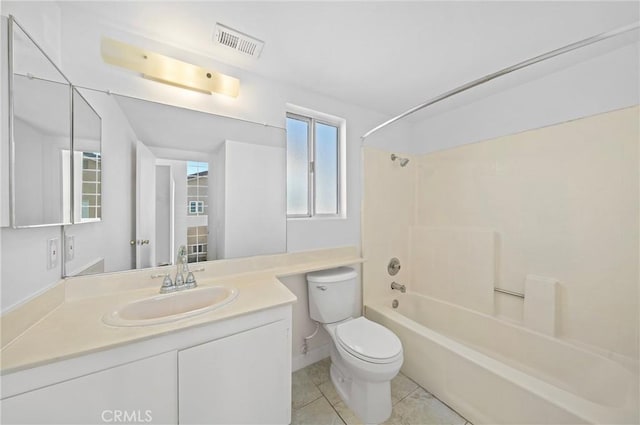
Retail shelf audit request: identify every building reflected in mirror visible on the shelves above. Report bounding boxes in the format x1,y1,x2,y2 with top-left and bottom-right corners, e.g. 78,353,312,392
186,161,208,263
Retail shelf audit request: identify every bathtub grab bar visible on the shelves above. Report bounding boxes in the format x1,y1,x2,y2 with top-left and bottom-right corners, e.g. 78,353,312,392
494,287,525,299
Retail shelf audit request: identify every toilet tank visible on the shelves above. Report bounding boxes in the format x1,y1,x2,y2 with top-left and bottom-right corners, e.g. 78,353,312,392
307,267,358,323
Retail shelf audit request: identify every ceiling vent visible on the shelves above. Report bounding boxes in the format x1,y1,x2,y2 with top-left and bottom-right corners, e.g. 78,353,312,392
214,23,264,58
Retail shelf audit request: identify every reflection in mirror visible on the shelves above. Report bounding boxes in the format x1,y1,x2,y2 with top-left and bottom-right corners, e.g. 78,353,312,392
71,89,102,223
10,19,71,227
150,158,210,268
186,161,208,263
65,90,286,277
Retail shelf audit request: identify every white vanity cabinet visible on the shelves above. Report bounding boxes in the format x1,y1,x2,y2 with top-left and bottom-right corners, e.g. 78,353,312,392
179,319,291,424
1,351,177,424
1,306,292,425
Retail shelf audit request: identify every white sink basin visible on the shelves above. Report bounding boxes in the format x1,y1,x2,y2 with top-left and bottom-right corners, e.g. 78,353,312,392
103,286,239,327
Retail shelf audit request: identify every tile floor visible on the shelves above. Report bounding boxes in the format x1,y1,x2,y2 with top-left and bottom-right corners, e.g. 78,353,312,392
291,358,471,425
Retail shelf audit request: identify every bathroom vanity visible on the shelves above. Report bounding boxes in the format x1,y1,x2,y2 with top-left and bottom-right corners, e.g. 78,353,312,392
3,308,291,424
0,247,363,424
1,280,293,424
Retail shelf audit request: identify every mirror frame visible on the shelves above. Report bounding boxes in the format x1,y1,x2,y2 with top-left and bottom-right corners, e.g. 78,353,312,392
8,15,73,228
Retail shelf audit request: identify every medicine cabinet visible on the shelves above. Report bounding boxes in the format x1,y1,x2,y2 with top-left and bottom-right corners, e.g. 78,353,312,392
6,16,102,228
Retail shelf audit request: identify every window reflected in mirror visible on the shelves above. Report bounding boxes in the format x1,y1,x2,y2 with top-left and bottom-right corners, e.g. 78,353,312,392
81,152,102,220
186,161,208,263
71,88,102,223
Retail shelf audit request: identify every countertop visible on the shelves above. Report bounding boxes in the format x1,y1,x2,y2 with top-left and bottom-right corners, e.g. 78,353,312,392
1,247,363,374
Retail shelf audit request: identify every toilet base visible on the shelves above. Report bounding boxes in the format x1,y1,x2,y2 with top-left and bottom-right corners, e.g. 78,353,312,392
330,351,393,424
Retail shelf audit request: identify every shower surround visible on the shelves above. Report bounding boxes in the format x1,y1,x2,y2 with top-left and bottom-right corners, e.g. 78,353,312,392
362,106,639,424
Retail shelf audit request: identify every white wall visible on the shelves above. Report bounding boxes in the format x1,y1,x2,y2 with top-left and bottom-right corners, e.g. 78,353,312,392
221,140,286,259
210,140,286,260
409,41,640,154
1,2,62,67
0,2,66,312
1,226,63,311
64,222,104,277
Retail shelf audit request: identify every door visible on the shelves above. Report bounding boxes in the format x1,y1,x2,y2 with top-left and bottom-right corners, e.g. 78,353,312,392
135,140,156,269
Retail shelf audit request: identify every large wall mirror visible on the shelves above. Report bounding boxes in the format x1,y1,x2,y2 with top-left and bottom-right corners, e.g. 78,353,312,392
9,17,72,227
64,90,286,277
4,16,286,282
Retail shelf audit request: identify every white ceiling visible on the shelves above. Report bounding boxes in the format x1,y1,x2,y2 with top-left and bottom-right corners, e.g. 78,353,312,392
60,1,639,117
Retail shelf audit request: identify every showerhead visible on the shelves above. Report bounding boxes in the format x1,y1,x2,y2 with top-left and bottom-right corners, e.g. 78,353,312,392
390,153,410,167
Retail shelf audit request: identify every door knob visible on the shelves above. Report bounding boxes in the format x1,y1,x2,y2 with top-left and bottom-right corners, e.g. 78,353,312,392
130,240,150,245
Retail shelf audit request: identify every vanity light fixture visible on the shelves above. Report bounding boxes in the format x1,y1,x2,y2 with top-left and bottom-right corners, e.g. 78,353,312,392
100,37,240,98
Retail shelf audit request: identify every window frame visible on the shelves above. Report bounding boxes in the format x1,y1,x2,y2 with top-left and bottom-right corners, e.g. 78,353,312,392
188,200,204,214
286,111,343,219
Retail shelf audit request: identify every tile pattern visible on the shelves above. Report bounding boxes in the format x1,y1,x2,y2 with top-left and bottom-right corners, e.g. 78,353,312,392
291,358,470,425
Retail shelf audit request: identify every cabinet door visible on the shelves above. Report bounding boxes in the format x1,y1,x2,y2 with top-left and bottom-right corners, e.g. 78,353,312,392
178,320,291,424
1,351,177,424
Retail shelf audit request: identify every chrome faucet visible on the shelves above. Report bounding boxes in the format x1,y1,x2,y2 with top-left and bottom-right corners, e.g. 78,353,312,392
158,245,197,293
391,281,406,293
159,273,175,293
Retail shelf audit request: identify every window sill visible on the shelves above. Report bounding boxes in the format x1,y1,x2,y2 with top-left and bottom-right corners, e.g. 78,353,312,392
287,215,347,221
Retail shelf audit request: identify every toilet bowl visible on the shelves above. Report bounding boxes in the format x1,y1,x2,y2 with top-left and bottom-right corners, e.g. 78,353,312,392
325,317,403,423
307,267,403,424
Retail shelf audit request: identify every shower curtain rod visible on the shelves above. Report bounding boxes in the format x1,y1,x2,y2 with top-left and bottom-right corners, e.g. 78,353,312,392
361,21,640,141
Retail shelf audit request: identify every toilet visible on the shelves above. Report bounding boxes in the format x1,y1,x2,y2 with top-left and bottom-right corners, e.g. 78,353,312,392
307,267,403,424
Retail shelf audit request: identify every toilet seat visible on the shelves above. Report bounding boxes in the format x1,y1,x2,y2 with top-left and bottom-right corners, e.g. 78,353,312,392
335,317,403,364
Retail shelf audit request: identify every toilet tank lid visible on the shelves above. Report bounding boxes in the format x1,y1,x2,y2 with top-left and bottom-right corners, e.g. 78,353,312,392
307,267,357,283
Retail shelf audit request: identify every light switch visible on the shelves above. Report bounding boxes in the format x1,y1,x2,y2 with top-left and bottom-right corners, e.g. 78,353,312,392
47,238,59,270
66,235,75,261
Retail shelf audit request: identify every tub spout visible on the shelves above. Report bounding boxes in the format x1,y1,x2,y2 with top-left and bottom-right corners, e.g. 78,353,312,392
391,282,406,293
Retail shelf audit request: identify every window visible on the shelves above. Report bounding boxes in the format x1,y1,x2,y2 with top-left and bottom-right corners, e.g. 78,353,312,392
186,161,208,216
80,152,101,220
188,200,204,214
286,110,344,217
187,225,208,263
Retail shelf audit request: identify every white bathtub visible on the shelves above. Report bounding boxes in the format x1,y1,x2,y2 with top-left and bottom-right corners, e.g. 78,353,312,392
366,293,639,424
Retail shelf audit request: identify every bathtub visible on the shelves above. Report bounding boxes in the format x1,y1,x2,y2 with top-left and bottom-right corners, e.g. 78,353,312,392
365,293,639,424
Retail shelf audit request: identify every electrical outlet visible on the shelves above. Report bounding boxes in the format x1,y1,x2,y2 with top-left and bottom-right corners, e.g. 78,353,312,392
47,238,59,270
66,235,75,261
